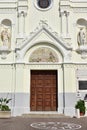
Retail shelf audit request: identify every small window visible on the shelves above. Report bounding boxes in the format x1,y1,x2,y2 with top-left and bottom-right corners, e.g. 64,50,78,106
34,0,52,10
38,0,51,9
79,81,87,90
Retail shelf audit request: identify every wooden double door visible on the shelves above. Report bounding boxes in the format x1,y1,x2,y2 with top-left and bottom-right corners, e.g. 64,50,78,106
30,70,58,111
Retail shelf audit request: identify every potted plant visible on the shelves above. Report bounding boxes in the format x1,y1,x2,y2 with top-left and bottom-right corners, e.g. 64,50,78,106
0,95,11,118
75,99,86,116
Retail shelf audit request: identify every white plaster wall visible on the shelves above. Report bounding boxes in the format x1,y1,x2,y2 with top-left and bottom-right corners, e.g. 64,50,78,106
0,65,13,92
64,64,76,93
26,0,60,34
0,0,87,116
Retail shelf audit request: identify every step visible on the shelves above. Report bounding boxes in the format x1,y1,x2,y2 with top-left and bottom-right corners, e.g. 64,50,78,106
22,112,69,118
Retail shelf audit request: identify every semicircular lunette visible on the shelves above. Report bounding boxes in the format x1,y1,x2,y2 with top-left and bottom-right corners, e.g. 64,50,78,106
29,47,59,63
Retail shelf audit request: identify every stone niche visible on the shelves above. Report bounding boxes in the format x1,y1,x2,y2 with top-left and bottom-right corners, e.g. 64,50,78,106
0,19,11,59
76,18,87,58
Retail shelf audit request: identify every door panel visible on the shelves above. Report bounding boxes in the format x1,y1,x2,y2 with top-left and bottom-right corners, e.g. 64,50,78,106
30,70,57,111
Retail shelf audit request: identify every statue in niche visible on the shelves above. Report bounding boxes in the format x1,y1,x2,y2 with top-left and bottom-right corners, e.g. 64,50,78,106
1,28,10,47
77,27,87,46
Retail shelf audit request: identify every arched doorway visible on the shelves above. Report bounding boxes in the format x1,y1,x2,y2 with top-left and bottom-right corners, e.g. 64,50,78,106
29,46,60,111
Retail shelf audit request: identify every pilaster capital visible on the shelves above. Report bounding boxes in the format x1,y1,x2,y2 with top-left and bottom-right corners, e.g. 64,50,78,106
17,11,27,17
64,11,69,17
60,11,69,17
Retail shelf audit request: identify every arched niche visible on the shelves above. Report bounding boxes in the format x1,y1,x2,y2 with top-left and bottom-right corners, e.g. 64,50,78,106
76,18,87,58
77,18,87,46
0,19,12,48
1,19,11,26
29,47,59,62
77,18,87,26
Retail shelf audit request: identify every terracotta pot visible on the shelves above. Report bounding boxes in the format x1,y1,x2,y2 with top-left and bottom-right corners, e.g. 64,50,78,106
80,112,85,116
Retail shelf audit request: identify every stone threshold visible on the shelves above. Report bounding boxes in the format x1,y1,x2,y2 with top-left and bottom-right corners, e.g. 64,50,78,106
22,112,70,118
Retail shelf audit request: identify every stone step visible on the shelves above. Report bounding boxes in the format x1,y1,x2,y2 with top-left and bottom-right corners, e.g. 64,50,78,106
22,112,69,118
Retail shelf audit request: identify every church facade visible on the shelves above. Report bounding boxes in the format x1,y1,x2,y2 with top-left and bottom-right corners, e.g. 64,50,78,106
0,0,87,116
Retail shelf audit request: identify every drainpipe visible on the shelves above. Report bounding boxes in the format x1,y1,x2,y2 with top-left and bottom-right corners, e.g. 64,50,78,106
62,63,65,114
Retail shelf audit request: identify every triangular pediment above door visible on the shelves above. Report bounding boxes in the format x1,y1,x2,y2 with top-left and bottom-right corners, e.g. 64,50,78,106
15,21,72,62
16,21,72,51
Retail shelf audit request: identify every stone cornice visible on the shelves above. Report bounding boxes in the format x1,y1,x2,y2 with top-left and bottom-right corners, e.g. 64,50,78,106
72,7,87,13
26,62,87,66
0,62,87,68
17,0,28,16
0,0,17,9
0,0,17,3
60,0,87,9
18,0,28,9
70,0,87,3
0,8,17,14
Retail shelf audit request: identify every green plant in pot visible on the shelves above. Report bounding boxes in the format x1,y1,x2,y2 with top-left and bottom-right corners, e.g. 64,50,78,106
0,95,11,118
75,99,86,116
0,97,11,111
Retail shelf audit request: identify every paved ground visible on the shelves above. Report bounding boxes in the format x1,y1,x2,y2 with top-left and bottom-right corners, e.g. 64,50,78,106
0,116,87,130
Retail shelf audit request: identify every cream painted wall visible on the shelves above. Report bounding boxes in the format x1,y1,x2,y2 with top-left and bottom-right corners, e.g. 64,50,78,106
15,64,24,92
0,65,13,92
26,0,60,34
0,0,87,62
64,64,76,93
0,0,87,116
0,0,87,92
